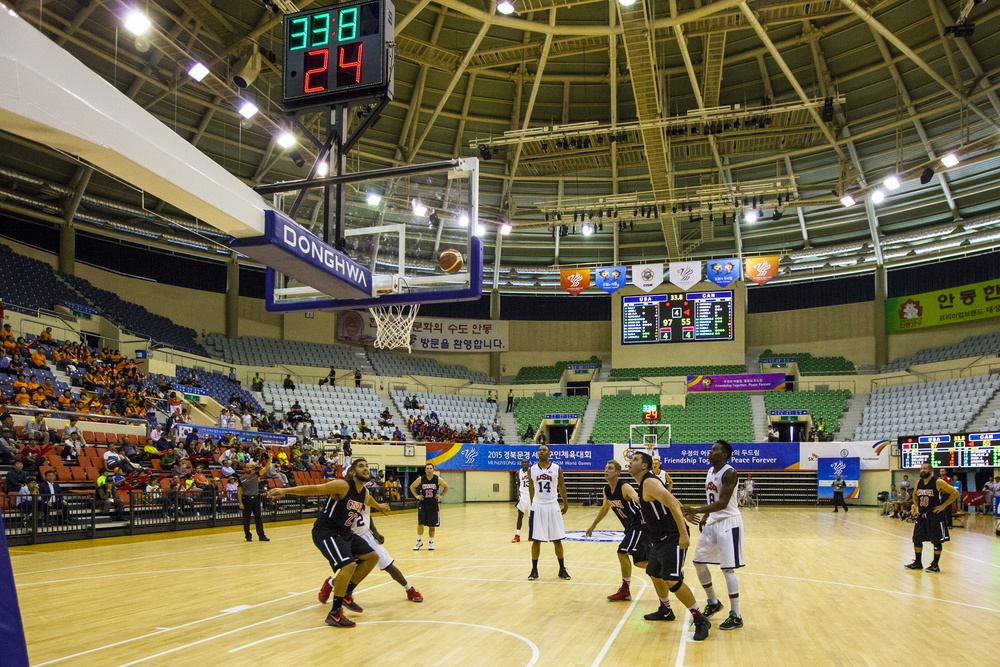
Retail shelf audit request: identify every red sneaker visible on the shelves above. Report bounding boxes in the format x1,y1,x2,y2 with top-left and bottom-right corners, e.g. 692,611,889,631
318,578,333,604
406,587,424,603
607,583,631,602
511,535,520,543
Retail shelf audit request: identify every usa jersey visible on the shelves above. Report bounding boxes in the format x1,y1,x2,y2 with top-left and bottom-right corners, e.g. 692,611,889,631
705,464,740,524
530,463,561,505
314,480,368,534
351,502,373,536
518,469,531,502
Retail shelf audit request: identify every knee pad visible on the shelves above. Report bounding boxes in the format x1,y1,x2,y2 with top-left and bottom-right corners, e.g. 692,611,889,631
669,579,685,593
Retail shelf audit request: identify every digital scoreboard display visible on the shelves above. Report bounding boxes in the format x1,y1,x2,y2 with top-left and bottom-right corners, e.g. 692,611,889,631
622,291,733,344
642,403,660,423
898,432,1000,468
282,0,394,111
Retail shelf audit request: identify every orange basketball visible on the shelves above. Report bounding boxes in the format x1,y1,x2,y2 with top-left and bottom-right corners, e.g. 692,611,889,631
439,248,464,274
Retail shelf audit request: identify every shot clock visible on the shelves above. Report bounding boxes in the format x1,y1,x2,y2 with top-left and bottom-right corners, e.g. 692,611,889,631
282,0,394,111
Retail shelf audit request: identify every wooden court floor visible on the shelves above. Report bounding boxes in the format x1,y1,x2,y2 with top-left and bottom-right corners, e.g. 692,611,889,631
10,504,1000,666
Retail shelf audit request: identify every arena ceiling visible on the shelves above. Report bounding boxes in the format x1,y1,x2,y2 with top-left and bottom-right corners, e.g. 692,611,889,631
1,0,1000,293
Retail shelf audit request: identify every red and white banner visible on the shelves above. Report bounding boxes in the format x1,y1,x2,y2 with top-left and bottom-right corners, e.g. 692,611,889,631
560,268,591,296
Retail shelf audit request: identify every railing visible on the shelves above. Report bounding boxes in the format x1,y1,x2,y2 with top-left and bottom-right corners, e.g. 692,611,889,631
6,405,149,427
154,348,233,376
870,362,998,391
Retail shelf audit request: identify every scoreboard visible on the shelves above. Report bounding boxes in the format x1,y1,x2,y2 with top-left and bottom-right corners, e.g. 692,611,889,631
898,432,1000,468
622,291,733,344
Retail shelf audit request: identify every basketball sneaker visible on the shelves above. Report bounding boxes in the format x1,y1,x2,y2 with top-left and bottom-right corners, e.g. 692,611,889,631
558,568,571,580
428,541,435,551
924,564,940,573
342,596,363,613
406,587,424,602
607,583,631,601
511,535,520,543
528,569,540,581
643,604,676,621
692,613,711,641
325,609,356,628
904,561,923,570
703,600,724,617
318,577,333,604
413,539,423,551
719,612,743,630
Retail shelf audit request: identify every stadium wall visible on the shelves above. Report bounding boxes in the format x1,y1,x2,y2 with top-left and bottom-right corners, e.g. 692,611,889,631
746,301,877,367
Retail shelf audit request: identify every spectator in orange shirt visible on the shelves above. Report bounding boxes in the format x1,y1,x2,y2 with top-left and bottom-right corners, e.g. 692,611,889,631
57,389,72,409
14,387,31,406
31,389,47,407
1,324,14,343
41,378,55,398
26,375,40,394
12,373,27,393
30,348,48,370
38,327,53,345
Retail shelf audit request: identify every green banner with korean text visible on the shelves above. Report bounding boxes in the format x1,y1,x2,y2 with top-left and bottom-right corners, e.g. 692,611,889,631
885,279,1000,332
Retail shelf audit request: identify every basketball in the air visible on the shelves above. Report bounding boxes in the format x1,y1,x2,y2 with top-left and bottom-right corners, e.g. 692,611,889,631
439,248,464,274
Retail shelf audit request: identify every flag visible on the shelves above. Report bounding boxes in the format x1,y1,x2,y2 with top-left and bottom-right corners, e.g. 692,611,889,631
669,261,702,291
631,263,663,293
706,258,740,288
745,255,780,286
560,268,591,296
595,265,627,294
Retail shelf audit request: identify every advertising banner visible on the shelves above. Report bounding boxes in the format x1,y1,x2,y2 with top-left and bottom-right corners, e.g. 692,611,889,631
336,309,509,352
595,266,628,294
686,373,787,392
610,440,889,471
426,443,613,471
631,263,663,293
706,259,741,288
669,261,702,291
745,255,780,286
175,424,297,448
884,278,1000,332
817,457,861,499
560,268,591,296
798,440,890,471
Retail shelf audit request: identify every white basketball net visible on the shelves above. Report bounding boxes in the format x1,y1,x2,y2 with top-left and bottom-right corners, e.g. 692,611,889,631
368,304,420,352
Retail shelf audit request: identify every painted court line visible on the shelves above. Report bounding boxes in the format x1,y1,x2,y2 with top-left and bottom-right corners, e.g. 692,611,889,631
590,579,648,667
840,517,1000,569
674,610,693,667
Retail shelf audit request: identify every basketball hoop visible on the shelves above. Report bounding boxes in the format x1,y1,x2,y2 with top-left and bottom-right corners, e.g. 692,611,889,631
368,303,420,352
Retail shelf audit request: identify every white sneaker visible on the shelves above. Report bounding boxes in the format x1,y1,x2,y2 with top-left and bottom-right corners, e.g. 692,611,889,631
428,541,435,551
413,540,423,551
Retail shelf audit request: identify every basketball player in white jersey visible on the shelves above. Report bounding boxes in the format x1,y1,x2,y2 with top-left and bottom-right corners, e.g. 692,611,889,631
528,444,570,580
318,467,424,604
513,457,531,542
683,440,745,630
652,456,673,491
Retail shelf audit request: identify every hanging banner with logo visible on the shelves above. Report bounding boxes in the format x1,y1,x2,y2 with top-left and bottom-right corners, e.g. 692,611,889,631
817,457,861,499
595,266,628,294
745,255,780,286
686,373,786,392
884,278,1000,332
669,261,702,290
706,258,741,288
560,268,591,296
631,263,663,293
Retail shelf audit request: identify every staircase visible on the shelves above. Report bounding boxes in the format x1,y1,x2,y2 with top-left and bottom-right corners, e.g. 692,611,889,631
840,392,870,441
355,349,376,375
378,392,407,431
965,386,1000,432
594,355,613,383
745,348,763,374
749,394,768,442
573,397,601,443
497,408,520,443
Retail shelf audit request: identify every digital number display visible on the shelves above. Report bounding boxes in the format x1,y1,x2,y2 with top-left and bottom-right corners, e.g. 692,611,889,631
642,403,660,422
282,0,394,111
622,291,733,344
899,432,1000,468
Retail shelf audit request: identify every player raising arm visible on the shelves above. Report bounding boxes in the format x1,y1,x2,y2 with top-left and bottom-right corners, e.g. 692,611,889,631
586,459,647,602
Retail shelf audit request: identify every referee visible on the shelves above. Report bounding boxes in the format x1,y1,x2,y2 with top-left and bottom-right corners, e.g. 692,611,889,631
238,458,271,542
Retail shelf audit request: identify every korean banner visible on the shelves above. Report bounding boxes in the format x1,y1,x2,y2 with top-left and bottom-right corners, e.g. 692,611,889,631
335,309,509,351
706,258,740,288
745,255,780,286
595,265,628,294
669,261,702,290
686,373,786,392
426,443,613,471
817,457,861,499
610,441,888,472
631,263,663,293
560,268,591,296
884,278,1000,332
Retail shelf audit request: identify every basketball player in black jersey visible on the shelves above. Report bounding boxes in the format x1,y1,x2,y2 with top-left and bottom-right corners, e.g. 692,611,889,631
629,452,711,642
586,459,648,602
410,463,449,551
268,458,389,627
905,462,960,573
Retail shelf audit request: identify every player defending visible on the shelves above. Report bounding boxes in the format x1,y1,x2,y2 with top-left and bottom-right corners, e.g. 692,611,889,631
905,462,961,572
267,458,388,628
411,463,448,551
586,459,647,602
630,451,710,642
513,457,530,542
528,444,570,581
318,466,424,603
652,456,674,491
683,440,745,631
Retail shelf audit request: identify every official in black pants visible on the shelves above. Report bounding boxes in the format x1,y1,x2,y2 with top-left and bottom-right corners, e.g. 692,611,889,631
831,475,849,512
238,460,270,542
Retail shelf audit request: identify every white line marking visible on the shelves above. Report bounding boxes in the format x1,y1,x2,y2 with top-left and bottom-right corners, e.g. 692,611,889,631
221,605,253,614
230,620,541,666
154,628,171,632
674,610,693,667
590,579,648,667
839,517,1000,568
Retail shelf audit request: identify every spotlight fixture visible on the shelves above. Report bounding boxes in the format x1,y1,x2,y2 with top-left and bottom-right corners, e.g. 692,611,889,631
571,225,577,235
499,222,512,236
478,144,493,160
276,131,296,148
238,100,258,118
944,23,975,37
871,189,886,204
941,153,960,168
618,0,637,6
920,167,935,184
232,45,262,89
582,223,594,236
497,0,515,14
629,221,634,231
597,223,603,232
288,150,305,168
316,161,329,177
474,223,486,236
366,192,381,206
188,62,209,81
412,199,428,216
884,175,901,191
745,209,759,223
840,194,856,207
821,97,835,122
544,212,550,222
429,210,441,227
123,9,151,36
458,214,470,227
